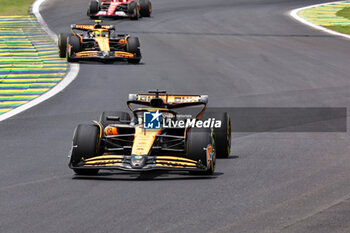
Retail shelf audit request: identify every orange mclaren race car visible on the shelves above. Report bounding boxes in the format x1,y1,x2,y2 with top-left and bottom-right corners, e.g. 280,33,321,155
68,90,231,176
58,20,141,63
87,0,151,20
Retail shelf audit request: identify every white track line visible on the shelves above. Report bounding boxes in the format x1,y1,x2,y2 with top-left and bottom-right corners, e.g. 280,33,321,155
0,0,80,122
290,1,350,40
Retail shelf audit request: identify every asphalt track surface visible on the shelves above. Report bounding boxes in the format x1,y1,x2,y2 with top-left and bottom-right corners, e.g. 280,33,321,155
2,0,350,232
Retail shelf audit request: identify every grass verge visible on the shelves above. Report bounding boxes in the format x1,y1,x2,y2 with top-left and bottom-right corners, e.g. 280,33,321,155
326,25,350,34
337,7,350,20
0,0,35,16
326,7,350,35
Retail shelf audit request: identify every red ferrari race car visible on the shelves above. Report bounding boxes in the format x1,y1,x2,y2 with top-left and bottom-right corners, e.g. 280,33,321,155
87,0,152,20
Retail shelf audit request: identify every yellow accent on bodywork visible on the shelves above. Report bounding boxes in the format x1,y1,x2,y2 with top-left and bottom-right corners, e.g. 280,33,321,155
85,163,122,167
84,155,124,161
115,51,134,58
156,156,197,163
75,51,98,57
156,164,197,169
131,125,161,156
95,36,110,51
156,161,197,167
85,160,122,165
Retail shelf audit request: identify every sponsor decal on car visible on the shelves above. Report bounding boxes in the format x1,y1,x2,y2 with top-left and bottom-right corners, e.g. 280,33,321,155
163,118,221,129
143,111,222,129
114,11,127,16
143,111,162,129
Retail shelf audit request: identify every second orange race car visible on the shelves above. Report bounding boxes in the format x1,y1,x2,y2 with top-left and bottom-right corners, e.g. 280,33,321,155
58,20,141,63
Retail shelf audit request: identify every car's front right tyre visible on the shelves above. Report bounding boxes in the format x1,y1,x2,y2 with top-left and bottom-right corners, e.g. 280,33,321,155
58,33,72,58
126,37,141,64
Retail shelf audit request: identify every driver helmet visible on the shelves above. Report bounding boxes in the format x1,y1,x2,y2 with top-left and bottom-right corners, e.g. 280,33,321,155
94,31,101,37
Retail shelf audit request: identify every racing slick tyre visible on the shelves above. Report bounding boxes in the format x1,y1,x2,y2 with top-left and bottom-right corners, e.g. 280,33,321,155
66,36,81,62
139,0,152,17
58,33,72,58
126,37,141,64
87,0,99,19
186,128,216,175
128,2,139,20
99,111,131,128
66,49,74,62
202,112,231,158
68,36,81,53
70,124,101,175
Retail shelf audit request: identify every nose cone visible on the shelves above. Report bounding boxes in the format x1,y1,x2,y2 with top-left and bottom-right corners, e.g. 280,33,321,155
131,155,147,169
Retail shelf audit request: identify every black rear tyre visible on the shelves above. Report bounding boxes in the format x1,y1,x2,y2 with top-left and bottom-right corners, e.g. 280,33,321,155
139,0,152,17
186,128,216,175
202,112,231,158
70,124,101,175
126,37,141,64
99,111,131,128
88,0,99,18
128,2,139,20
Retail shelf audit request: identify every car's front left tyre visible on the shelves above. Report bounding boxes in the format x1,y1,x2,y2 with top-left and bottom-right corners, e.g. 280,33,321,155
186,127,216,175
66,36,81,62
201,112,231,158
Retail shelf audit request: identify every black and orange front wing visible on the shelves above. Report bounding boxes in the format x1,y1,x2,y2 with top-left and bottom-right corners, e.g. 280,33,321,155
69,155,208,172
69,51,139,62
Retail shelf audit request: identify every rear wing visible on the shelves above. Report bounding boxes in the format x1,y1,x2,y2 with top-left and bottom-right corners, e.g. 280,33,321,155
129,94,208,105
127,91,208,118
70,24,115,31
